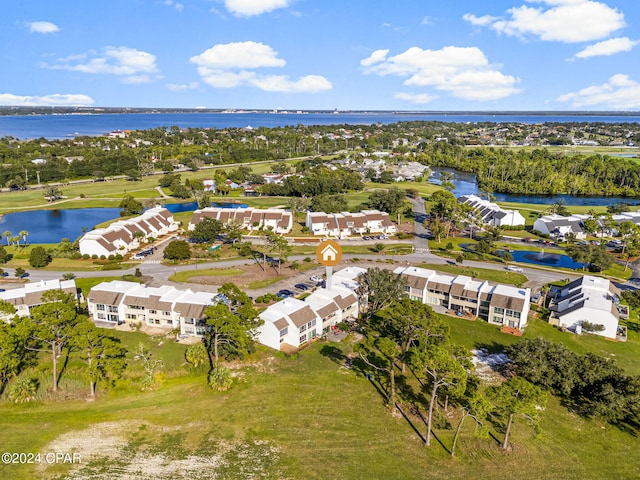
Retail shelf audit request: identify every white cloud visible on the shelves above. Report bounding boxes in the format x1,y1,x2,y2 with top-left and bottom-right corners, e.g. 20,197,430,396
190,42,285,69
557,74,640,109
573,37,638,59
191,41,331,94
464,0,625,43
166,81,199,91
43,46,160,84
224,0,292,17
394,92,438,104
361,45,520,101
0,93,94,106
161,0,183,12
29,21,60,34
250,75,331,93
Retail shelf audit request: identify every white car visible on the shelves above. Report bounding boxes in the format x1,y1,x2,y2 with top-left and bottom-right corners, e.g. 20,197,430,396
310,275,323,283
506,265,523,272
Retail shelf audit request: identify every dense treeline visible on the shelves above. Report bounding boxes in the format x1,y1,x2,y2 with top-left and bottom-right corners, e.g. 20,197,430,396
506,338,640,430
2,120,640,194
424,142,640,196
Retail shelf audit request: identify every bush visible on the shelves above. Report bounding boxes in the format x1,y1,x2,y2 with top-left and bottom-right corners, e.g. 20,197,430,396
108,254,115,261
28,246,52,268
91,254,98,260
115,254,123,261
100,255,106,260
83,254,90,260
9,378,39,403
208,364,233,392
72,252,82,259
303,256,312,263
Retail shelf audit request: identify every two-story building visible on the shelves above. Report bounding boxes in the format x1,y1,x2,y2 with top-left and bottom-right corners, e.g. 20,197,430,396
0,279,79,318
189,207,293,234
305,210,397,238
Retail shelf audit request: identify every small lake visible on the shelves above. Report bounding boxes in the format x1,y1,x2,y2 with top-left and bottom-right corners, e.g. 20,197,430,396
506,250,586,269
0,201,249,244
428,167,640,207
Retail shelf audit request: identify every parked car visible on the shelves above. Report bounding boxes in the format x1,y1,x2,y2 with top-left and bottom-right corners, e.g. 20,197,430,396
276,289,294,298
310,275,323,283
506,265,524,272
294,283,308,291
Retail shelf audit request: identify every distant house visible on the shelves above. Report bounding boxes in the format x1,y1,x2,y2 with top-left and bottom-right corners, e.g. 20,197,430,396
202,179,216,193
394,266,530,330
87,280,216,336
189,207,293,234
533,214,586,239
79,207,178,257
0,279,79,318
549,275,621,339
458,194,525,228
305,210,397,237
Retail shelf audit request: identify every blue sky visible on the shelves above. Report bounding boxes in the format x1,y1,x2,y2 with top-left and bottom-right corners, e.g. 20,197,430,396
1,0,639,110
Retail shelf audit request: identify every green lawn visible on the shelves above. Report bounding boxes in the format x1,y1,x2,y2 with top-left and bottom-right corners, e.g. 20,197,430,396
418,262,528,286
169,267,244,282
2,332,640,479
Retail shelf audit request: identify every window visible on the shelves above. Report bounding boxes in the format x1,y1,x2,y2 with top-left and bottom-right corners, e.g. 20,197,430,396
97,313,105,320
108,305,118,313
492,316,502,324
299,334,307,344
149,309,157,314
494,307,505,314
163,311,171,316
279,327,288,337
308,319,316,328
300,324,307,333
107,314,118,322
97,304,106,311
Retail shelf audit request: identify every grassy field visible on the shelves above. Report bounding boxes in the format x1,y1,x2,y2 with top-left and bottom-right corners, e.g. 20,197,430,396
418,262,528,286
2,322,640,480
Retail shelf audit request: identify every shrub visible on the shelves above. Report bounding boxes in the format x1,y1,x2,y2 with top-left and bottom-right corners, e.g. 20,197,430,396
9,378,39,403
91,254,98,260
28,246,52,268
185,344,208,369
115,254,123,261
83,254,90,259
100,255,106,260
208,364,233,392
108,254,115,261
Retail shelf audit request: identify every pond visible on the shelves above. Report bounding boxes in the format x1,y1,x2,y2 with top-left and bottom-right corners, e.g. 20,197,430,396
0,201,252,244
428,166,640,207
504,249,586,270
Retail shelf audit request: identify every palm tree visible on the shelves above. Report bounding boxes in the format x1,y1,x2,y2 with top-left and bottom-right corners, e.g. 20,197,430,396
3,231,11,246
19,230,28,246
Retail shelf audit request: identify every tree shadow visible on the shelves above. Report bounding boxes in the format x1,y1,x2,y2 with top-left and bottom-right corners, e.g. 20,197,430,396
319,345,346,365
57,348,73,387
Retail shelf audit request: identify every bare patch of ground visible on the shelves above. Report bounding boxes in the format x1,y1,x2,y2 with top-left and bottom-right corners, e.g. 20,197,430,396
186,262,297,288
38,421,285,480
471,348,510,384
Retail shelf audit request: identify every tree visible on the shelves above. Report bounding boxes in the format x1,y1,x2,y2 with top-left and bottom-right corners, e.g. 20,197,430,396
439,170,455,191
286,197,310,219
451,392,491,457
358,336,402,415
185,343,208,369
119,195,144,217
266,231,292,275
355,267,407,320
368,187,405,220
488,376,546,450
43,185,62,202
224,221,243,245
0,316,37,390
3,230,11,246
14,267,25,278
19,230,28,246
163,240,191,261
29,290,81,392
189,217,223,243
0,246,9,264
71,320,127,397
426,216,449,243
28,246,52,268
203,304,261,363
169,180,191,199
309,193,348,213
374,299,448,372
134,342,163,390
410,345,467,447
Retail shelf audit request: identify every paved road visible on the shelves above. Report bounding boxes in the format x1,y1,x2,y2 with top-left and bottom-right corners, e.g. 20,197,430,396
409,197,430,253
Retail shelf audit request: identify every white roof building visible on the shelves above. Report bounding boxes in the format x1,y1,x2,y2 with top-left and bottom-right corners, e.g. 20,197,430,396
458,194,525,228
79,206,178,257
0,279,78,318
550,275,621,339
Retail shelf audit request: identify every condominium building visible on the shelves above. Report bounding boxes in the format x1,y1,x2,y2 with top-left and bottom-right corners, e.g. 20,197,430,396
0,279,79,318
458,194,525,227
189,207,293,234
87,281,215,336
394,266,530,330
305,210,397,238
79,206,178,257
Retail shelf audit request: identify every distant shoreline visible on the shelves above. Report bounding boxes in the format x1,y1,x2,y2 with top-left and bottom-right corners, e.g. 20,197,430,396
1,107,640,117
